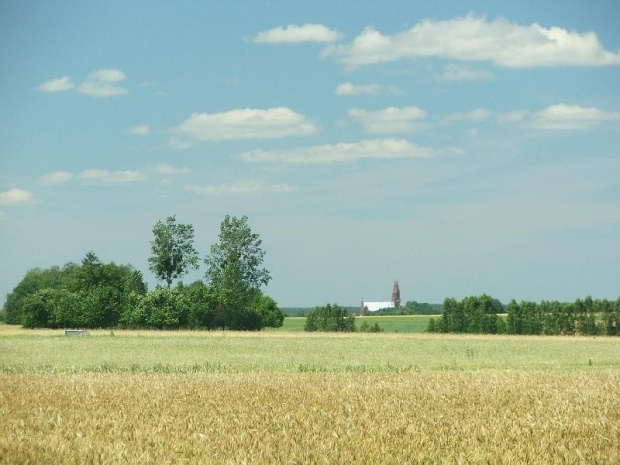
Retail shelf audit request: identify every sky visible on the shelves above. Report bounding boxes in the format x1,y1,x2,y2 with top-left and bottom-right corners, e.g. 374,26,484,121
1,0,619,307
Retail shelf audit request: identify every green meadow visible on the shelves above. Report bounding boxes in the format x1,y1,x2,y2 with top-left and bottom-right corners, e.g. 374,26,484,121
0,324,618,374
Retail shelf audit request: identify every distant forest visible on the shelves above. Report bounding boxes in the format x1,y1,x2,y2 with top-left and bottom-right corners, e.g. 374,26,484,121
429,294,620,336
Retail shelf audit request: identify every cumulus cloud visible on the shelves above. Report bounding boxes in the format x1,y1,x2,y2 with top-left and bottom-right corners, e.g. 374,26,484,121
172,107,316,145
335,82,403,96
240,138,434,164
497,111,529,123
87,69,126,83
185,182,296,196
435,64,493,82
36,76,75,93
531,104,620,130
151,163,191,175
77,169,147,185
77,68,129,97
444,108,491,123
322,15,620,68
348,106,427,133
0,188,35,206
40,171,75,185
253,24,342,43
127,125,150,135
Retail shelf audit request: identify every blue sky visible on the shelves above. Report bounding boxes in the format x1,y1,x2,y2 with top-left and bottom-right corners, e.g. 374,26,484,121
1,0,619,306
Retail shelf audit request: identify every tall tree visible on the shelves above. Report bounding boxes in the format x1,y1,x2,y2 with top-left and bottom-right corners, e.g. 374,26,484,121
149,216,199,288
204,215,271,314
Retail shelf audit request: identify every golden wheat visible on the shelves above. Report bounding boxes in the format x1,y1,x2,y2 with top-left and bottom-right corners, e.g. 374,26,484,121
1,371,618,463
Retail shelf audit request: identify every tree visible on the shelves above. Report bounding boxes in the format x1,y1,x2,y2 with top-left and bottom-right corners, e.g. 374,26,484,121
304,304,355,332
149,216,199,288
204,215,271,316
251,294,284,328
4,264,77,324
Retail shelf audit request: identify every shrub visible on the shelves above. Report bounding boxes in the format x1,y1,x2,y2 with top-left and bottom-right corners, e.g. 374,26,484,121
359,321,384,333
304,304,355,332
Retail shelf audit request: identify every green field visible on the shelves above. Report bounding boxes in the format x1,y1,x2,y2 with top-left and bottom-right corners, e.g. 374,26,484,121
0,324,618,373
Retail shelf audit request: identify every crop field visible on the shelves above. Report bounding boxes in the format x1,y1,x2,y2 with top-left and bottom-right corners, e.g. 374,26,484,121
1,325,619,463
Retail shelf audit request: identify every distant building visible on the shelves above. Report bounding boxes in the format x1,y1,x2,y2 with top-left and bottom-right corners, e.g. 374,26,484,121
360,281,401,316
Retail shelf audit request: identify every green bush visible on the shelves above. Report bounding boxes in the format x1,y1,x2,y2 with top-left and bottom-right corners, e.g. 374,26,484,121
138,288,189,329
304,304,355,332
359,321,384,333
251,295,284,328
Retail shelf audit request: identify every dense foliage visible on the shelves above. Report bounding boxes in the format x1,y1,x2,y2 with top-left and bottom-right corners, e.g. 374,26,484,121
3,215,283,331
429,294,620,336
304,304,356,332
8,253,147,328
203,215,274,330
148,215,199,288
431,295,501,334
504,296,619,336
372,300,442,316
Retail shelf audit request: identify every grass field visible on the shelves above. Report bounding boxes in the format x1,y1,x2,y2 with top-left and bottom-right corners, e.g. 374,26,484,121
1,325,619,463
1,325,618,373
269,315,434,333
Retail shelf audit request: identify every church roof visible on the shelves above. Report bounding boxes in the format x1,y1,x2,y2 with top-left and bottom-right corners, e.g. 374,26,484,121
362,301,395,312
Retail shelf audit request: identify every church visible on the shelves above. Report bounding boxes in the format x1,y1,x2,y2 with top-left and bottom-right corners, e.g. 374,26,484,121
360,281,401,316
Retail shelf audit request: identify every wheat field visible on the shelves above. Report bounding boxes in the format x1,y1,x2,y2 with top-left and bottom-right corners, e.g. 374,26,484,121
1,326,619,463
1,371,619,463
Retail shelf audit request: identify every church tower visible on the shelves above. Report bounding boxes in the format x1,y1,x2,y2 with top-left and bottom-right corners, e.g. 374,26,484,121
392,280,401,308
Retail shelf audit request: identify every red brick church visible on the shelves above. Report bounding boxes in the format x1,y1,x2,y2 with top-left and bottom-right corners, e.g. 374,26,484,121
360,281,401,316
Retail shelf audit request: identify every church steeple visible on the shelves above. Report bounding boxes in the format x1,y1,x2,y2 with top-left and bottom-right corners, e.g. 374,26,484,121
392,280,401,308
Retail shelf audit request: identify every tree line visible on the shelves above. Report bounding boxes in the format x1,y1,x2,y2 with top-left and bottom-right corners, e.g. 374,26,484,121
428,294,620,336
372,300,441,316
3,215,284,330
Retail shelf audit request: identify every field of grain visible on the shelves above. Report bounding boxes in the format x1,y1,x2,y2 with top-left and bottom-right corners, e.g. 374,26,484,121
2,325,619,373
1,325,619,463
2,371,619,463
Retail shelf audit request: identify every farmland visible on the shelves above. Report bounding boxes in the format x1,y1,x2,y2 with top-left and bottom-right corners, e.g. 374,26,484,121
1,325,619,463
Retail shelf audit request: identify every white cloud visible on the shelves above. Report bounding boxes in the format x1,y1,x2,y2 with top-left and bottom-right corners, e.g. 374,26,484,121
531,104,620,130
77,169,147,185
172,107,316,145
435,64,493,82
77,68,129,97
168,137,193,150
444,108,491,123
41,171,75,185
497,111,529,123
240,138,434,164
87,69,126,84
185,182,296,196
36,76,75,93
151,163,191,175
335,82,402,96
78,82,128,98
0,188,35,206
348,106,427,133
322,15,620,68
127,125,150,135
253,24,342,43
